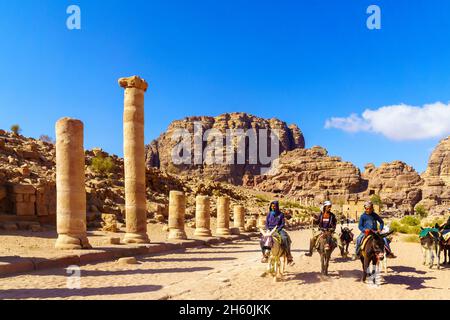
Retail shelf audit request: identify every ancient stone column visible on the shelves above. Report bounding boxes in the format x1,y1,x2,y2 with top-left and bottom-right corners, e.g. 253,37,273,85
194,195,212,237
216,196,231,235
233,205,245,233
258,215,267,229
55,118,91,250
119,76,150,244
168,191,187,240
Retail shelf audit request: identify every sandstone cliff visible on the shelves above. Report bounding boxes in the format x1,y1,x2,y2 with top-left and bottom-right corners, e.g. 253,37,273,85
146,112,305,184
244,146,365,205
361,161,423,213
417,136,450,215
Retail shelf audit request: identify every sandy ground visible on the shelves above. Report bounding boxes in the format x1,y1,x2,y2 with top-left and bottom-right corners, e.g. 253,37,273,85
0,227,449,300
0,219,223,260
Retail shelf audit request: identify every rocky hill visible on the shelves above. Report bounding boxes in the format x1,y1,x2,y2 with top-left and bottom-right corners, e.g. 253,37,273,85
417,136,450,215
146,112,305,184
0,129,270,229
243,146,365,205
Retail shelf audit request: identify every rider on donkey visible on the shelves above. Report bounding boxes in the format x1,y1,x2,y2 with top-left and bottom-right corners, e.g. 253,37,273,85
305,200,339,257
352,201,396,260
260,201,295,266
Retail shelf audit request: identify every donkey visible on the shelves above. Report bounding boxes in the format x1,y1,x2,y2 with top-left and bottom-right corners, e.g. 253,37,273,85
438,226,450,265
360,231,392,283
440,235,450,265
339,227,353,258
260,228,287,281
317,229,337,276
420,227,441,269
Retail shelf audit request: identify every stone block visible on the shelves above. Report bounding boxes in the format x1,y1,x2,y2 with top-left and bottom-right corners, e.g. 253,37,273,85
15,202,35,216
9,184,35,194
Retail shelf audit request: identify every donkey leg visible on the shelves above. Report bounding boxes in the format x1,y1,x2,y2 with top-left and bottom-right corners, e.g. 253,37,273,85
422,247,427,266
362,257,370,282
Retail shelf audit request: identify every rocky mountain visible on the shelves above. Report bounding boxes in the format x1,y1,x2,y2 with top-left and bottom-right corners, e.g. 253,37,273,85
146,112,305,184
417,136,450,215
243,146,365,205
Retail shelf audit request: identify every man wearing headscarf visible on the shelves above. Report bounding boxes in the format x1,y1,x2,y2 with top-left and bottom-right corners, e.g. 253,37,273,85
261,201,295,265
305,200,339,257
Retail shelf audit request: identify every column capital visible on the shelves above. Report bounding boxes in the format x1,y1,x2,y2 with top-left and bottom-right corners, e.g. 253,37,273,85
118,75,149,92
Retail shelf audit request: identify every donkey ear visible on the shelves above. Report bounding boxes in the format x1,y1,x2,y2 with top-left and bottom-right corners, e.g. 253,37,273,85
420,227,424,231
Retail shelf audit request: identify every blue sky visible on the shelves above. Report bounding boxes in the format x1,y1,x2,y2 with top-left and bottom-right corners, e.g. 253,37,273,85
1,0,450,173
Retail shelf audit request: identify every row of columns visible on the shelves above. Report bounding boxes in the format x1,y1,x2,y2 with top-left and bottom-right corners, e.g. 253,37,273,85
168,191,247,240
54,75,250,249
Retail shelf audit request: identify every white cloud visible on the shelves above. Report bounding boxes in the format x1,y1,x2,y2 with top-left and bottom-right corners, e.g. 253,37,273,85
325,102,450,141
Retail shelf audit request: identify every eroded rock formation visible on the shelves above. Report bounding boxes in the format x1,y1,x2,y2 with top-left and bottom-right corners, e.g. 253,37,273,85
146,112,305,184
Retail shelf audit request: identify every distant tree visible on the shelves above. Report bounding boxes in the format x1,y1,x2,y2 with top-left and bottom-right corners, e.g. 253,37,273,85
370,194,383,208
10,124,21,135
90,155,115,175
39,135,55,144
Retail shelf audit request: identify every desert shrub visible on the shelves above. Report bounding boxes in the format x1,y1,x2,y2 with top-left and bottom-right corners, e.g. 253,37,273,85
400,216,421,227
423,217,445,228
90,155,115,175
390,219,421,234
415,205,428,218
390,220,402,233
10,124,21,135
280,200,303,209
39,135,55,144
403,234,420,243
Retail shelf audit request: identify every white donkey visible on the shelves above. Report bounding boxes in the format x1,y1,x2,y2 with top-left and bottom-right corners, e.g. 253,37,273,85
260,227,287,282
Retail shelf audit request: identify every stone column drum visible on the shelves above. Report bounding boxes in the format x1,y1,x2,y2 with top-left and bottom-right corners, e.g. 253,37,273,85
55,118,91,250
216,196,231,236
258,215,267,229
194,195,212,237
233,205,245,233
119,76,150,244
168,191,187,240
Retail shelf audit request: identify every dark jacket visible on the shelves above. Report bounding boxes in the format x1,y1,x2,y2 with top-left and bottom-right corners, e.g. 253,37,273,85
265,201,285,231
316,212,337,230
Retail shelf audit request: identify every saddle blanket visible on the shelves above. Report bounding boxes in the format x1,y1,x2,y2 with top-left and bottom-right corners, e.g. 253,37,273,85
443,230,450,242
419,228,439,239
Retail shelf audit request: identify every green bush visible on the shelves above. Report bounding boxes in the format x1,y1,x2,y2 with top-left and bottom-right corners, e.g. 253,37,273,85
400,216,421,227
390,220,402,233
10,124,21,135
415,205,428,218
403,234,420,243
390,219,421,234
90,155,115,175
370,194,383,207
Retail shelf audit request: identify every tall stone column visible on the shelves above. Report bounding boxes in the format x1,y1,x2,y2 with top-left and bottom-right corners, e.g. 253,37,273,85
216,196,231,235
168,191,187,240
233,205,245,233
119,76,150,244
55,118,91,250
194,195,212,237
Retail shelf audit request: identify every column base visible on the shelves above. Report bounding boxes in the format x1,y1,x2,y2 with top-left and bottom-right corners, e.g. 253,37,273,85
55,234,92,250
216,228,231,236
168,229,187,240
123,232,150,244
194,228,212,237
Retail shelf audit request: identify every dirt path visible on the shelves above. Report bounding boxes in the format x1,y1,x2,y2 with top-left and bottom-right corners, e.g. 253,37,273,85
0,229,449,300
